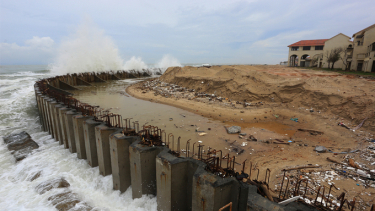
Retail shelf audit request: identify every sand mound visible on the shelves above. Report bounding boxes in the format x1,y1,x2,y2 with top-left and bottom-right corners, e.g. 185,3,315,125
160,65,375,131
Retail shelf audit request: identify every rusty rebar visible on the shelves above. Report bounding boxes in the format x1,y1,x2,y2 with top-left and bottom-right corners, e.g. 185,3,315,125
168,133,174,149
283,177,290,199
186,139,191,157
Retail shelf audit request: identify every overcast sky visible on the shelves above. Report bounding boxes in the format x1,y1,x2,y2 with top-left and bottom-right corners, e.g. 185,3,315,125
1,0,374,66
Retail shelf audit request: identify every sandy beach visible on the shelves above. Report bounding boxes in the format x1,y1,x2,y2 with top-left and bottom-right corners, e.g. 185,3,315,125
127,65,375,205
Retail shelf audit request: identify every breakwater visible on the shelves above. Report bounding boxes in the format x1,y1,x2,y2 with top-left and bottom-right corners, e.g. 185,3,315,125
33,70,317,211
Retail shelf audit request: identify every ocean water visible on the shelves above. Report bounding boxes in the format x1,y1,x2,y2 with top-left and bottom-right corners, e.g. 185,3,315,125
0,65,157,211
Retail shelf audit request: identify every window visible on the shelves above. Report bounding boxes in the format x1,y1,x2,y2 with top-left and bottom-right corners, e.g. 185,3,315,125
372,43,375,51
315,46,324,50
291,47,299,51
303,46,311,50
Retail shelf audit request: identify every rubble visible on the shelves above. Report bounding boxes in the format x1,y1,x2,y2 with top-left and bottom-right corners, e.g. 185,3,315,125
138,79,268,113
227,126,241,134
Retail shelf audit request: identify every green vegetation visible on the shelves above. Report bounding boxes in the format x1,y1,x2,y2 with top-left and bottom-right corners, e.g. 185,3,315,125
293,66,375,76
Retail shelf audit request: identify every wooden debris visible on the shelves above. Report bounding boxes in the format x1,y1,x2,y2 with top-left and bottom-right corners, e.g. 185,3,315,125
273,142,290,145
297,129,324,135
282,165,321,171
326,157,345,165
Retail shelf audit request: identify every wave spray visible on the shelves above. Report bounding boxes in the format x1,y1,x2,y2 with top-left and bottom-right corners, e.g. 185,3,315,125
50,18,133,74
156,54,182,73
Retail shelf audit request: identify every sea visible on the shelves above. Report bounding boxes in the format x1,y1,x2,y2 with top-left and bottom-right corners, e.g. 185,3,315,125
0,65,157,211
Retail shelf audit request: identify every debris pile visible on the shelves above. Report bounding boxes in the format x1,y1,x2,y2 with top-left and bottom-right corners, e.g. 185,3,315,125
139,79,266,109
273,152,375,211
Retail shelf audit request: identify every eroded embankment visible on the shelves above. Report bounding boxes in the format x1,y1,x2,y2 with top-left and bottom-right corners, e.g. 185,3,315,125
125,65,375,210
160,65,375,132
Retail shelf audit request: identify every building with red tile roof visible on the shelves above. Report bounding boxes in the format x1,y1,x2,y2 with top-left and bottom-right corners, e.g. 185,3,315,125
288,39,329,47
287,33,352,69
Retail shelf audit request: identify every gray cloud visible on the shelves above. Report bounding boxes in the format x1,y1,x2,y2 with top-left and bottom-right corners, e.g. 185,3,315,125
0,0,374,65
0,36,55,65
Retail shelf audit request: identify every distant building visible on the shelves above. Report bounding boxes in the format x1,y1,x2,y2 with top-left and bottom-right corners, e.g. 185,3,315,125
287,33,351,69
349,24,375,72
280,61,288,66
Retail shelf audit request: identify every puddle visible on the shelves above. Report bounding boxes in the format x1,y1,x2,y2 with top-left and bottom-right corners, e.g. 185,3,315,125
71,79,297,161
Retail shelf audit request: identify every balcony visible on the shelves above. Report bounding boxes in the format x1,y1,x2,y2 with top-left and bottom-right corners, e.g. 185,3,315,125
357,54,365,59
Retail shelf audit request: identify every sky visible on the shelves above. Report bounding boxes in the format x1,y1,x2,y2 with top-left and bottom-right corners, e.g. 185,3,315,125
0,0,375,66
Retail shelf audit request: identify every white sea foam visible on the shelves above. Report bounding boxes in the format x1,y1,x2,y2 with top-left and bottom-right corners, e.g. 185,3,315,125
0,71,47,77
0,67,157,210
0,135,157,211
123,56,148,71
50,18,125,74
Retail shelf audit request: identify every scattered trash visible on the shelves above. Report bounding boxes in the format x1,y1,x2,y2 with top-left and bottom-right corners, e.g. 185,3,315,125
338,122,350,129
198,132,207,136
180,114,186,117
248,135,257,141
314,146,328,153
348,158,360,169
353,117,368,131
290,118,298,122
239,133,247,136
198,140,202,143
169,118,173,121
278,196,301,205
274,115,279,118
288,140,292,143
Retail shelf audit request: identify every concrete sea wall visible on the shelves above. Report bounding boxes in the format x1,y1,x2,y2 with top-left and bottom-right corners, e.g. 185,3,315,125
34,70,316,211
